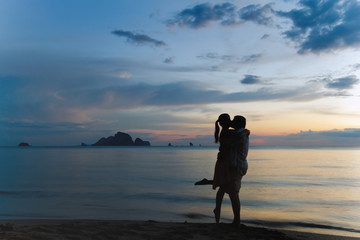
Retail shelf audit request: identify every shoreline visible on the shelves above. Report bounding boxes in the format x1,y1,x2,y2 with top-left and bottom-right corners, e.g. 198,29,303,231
1,220,359,240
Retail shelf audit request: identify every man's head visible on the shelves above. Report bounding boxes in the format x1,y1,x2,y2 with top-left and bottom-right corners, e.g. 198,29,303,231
232,115,246,129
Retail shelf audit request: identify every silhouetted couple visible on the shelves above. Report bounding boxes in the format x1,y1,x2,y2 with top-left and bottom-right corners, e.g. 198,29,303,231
195,114,250,226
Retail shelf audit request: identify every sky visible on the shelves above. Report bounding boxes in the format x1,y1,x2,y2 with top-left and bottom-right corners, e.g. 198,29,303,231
1,0,360,147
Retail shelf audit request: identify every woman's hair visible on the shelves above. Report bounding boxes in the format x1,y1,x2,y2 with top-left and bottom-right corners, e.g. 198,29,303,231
214,113,230,143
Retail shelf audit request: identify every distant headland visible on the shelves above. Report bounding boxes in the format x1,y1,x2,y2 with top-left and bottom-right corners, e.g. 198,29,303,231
91,132,150,146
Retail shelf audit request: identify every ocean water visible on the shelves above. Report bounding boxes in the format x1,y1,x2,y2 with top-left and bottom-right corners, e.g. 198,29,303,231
0,146,359,237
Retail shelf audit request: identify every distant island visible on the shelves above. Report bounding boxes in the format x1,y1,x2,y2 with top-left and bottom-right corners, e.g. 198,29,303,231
92,132,150,146
18,142,31,147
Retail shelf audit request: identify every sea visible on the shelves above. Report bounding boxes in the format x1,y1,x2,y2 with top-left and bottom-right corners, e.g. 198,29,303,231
0,146,359,237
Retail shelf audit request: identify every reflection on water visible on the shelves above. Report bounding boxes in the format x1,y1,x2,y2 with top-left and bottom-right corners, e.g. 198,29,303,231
0,146,359,237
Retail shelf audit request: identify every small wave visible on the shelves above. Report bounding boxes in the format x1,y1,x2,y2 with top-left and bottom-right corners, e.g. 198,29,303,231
0,191,17,195
313,166,346,169
181,213,212,220
124,192,213,204
249,158,273,161
244,219,360,234
0,190,55,198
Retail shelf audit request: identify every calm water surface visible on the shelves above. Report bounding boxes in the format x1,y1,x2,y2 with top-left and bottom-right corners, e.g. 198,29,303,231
0,146,359,237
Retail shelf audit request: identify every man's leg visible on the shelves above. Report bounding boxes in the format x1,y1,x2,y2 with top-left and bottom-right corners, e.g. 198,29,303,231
229,191,240,225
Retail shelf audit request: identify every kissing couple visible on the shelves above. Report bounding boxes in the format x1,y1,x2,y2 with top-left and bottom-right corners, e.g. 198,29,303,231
195,114,250,226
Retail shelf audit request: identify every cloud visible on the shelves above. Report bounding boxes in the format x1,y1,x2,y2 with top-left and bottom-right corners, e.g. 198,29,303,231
241,53,263,63
276,0,360,53
197,52,220,60
239,3,274,26
167,2,237,29
164,57,174,64
261,34,270,40
111,30,166,47
86,71,344,109
197,52,262,64
325,75,359,90
197,52,235,61
1,79,325,126
353,63,360,70
255,128,360,147
167,2,274,29
194,52,263,72
168,1,360,52
240,75,262,84
134,127,360,147
0,118,110,146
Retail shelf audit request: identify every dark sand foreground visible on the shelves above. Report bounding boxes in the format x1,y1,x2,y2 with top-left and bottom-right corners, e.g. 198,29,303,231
0,220,359,240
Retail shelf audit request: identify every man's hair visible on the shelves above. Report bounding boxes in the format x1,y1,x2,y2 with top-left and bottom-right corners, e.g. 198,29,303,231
233,115,246,129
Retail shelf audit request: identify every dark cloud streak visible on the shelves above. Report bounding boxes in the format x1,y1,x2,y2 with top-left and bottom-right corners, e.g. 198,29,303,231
1,79,326,126
112,30,166,47
325,75,359,90
241,53,263,63
197,52,263,63
241,75,262,84
66,81,324,111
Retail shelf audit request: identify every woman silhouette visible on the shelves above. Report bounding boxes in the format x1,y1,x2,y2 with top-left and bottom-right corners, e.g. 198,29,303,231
195,113,232,223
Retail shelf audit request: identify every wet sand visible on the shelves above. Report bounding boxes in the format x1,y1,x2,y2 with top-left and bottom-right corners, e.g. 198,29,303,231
0,220,359,240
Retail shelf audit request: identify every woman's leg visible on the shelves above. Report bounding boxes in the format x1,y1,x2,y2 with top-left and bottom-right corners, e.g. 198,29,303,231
214,187,225,223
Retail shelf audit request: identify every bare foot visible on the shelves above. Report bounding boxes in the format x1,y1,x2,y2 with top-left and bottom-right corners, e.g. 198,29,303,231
213,208,220,223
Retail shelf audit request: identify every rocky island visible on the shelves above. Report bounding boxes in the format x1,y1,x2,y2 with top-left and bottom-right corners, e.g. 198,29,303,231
18,142,31,147
92,132,150,146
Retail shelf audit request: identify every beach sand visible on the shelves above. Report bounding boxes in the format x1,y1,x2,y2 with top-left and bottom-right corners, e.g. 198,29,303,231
0,220,359,240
